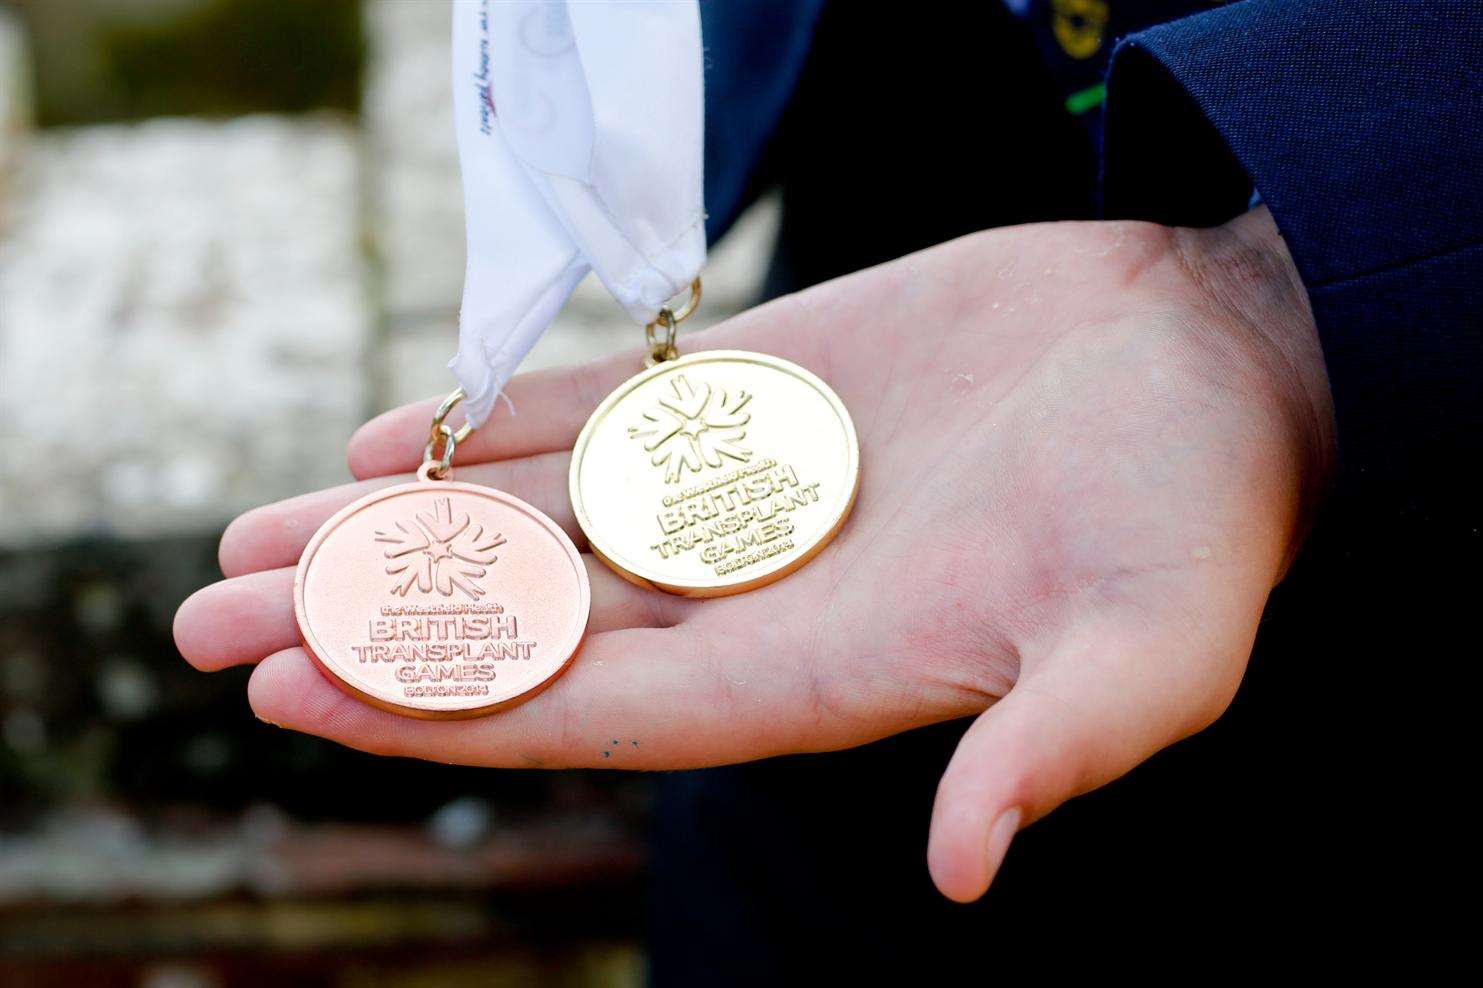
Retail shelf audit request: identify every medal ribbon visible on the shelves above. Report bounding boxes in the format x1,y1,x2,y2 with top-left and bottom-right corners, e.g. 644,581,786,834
449,0,706,427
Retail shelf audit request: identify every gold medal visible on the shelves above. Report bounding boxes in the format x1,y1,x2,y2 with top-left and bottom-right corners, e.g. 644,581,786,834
569,282,860,596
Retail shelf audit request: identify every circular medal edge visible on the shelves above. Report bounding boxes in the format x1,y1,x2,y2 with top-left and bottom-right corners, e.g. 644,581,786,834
293,479,591,717
568,349,861,596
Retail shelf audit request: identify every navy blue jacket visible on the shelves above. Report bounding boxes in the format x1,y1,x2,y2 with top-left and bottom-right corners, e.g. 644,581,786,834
704,0,1480,516
650,2,1480,976
1103,0,1481,548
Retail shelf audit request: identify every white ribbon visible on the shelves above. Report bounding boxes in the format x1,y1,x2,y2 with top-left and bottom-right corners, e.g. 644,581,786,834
449,0,706,427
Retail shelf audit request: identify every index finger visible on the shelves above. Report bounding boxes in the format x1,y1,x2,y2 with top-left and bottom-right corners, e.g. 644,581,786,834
348,349,646,479
345,294,838,480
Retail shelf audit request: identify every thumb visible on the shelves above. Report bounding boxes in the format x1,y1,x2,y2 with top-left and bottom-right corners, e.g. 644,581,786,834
926,619,1247,902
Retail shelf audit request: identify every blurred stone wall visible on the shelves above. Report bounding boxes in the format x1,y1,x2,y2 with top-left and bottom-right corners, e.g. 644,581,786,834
0,3,775,980
0,0,777,548
0,116,370,545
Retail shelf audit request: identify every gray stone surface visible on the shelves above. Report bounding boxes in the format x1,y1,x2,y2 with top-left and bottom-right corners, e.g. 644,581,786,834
0,117,369,546
363,0,465,321
0,0,777,548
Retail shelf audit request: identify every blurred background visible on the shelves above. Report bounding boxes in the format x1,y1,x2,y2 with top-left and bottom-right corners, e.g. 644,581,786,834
0,2,776,984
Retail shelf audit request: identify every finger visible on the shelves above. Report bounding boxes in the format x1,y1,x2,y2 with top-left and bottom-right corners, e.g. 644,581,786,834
174,568,300,672
249,622,801,769
219,451,577,578
218,475,403,579
179,557,690,672
582,555,694,633
346,294,842,480
925,617,1248,903
348,352,644,479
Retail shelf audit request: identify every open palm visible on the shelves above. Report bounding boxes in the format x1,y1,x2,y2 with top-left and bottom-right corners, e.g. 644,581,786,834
176,210,1331,900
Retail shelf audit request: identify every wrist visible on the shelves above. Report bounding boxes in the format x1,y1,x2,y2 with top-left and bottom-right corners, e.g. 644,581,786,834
1173,207,1336,569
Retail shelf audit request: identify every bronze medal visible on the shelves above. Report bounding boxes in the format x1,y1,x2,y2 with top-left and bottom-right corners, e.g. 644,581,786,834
295,405,590,718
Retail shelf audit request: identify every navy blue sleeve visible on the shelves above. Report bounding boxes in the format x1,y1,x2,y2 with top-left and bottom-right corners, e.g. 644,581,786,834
699,0,827,244
1104,0,1482,532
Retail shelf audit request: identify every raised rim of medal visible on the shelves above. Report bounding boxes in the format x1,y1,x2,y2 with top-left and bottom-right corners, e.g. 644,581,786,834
293,480,592,719
568,349,861,597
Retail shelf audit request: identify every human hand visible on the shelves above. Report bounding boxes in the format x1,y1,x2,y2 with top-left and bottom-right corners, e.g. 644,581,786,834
175,207,1332,901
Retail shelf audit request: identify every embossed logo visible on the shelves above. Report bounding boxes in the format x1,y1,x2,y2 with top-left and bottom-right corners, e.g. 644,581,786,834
375,497,506,601
628,375,752,483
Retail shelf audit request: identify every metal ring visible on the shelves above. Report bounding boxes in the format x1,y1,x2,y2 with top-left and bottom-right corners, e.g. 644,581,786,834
422,422,458,479
640,278,701,366
667,277,702,325
645,308,677,352
431,388,474,445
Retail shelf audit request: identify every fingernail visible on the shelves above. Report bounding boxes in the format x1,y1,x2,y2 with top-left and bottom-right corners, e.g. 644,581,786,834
985,807,1022,889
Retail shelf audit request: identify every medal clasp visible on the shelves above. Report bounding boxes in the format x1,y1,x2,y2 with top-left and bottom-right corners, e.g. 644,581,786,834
644,277,702,367
422,387,474,480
